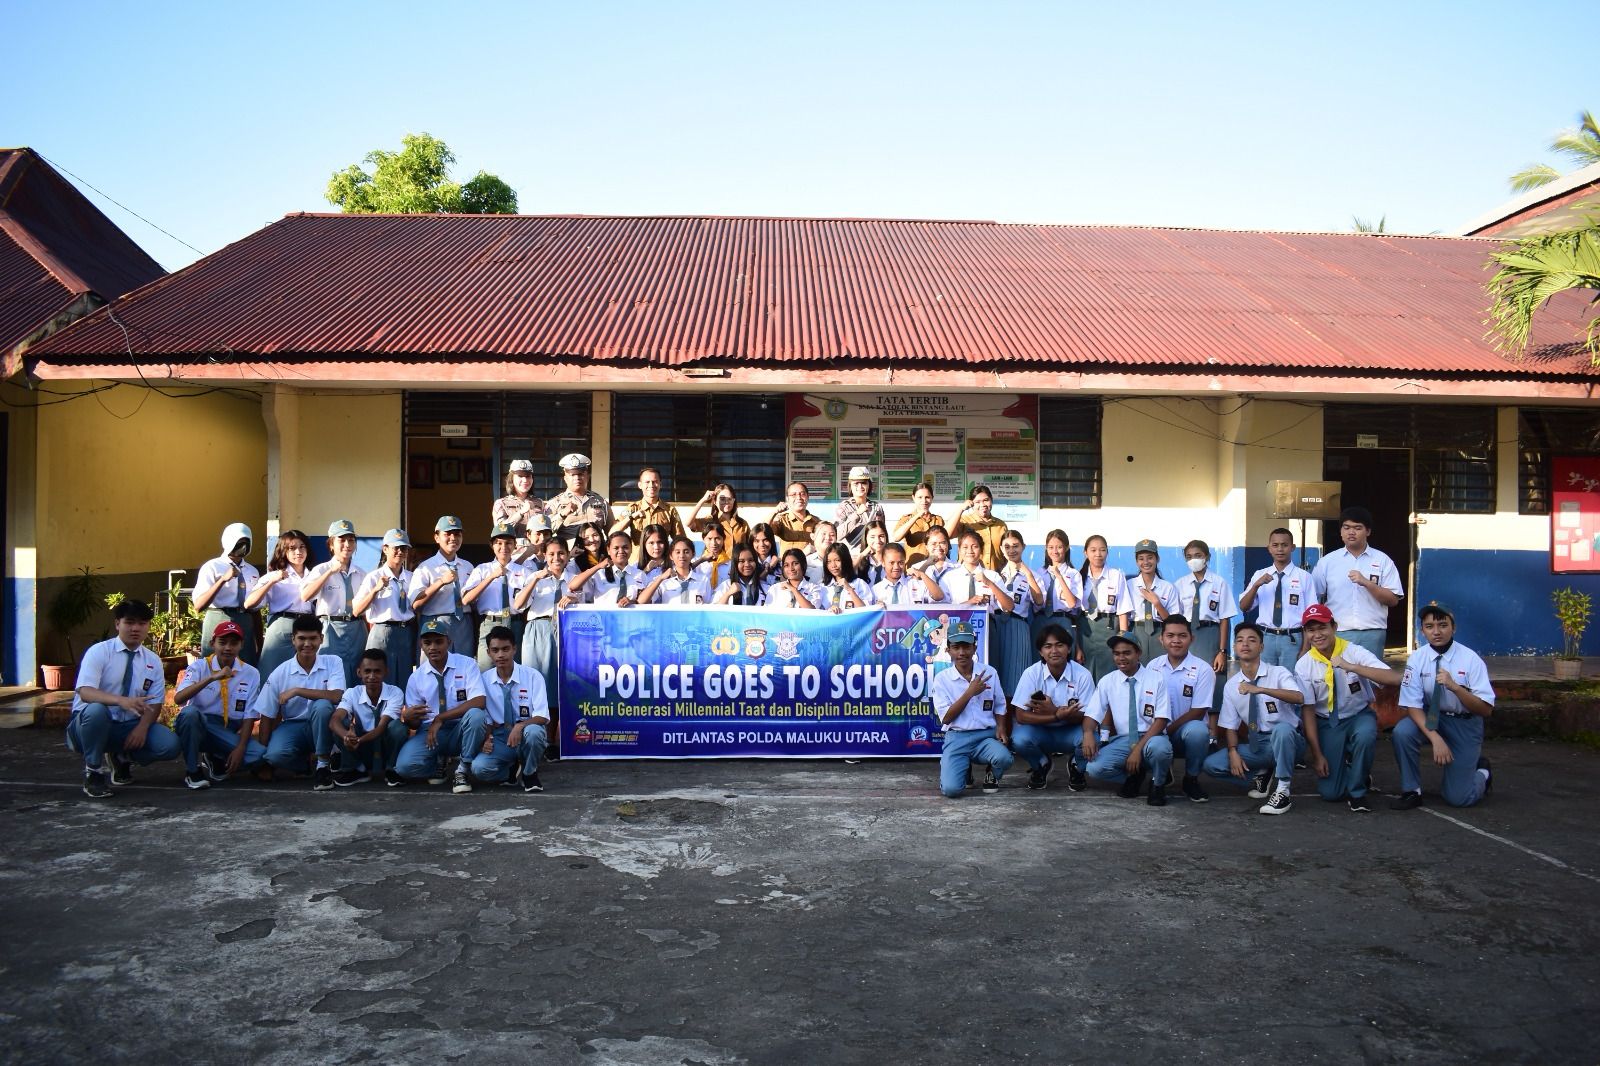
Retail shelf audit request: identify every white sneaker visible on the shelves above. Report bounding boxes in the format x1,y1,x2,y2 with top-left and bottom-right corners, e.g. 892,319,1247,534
1259,791,1292,815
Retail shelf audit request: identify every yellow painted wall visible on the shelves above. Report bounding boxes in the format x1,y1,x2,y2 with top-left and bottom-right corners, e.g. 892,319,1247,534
1240,400,1325,546
35,381,267,578
289,392,403,537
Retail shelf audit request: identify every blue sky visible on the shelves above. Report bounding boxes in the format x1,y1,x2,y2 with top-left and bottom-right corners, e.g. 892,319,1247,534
4,0,1593,270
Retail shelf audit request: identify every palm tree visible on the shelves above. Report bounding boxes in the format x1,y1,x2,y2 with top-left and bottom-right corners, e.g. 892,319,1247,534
1352,215,1387,233
1509,110,1600,192
1485,222,1600,364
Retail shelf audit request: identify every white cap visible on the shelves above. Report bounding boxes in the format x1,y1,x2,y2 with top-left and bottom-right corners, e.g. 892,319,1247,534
509,458,535,473
559,453,591,470
221,522,252,553
848,466,873,482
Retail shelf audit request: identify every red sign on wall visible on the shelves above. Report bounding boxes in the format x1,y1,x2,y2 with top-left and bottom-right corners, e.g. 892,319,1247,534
1552,456,1600,574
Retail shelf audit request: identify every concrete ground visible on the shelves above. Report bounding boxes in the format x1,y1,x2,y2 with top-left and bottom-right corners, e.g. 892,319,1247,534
2,724,1598,1065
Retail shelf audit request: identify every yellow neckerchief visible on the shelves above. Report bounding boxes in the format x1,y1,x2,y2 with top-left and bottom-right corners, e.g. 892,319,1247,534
1307,636,1350,716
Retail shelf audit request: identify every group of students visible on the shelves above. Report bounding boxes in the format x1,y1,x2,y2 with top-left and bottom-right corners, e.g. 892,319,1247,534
63,451,1494,813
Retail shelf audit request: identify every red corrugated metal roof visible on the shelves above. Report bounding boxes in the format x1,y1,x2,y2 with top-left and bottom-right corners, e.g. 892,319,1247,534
1,148,167,355
26,212,1598,379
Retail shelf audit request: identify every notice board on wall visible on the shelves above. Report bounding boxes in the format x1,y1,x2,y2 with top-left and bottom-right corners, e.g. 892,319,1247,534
786,395,1038,520
1551,456,1600,574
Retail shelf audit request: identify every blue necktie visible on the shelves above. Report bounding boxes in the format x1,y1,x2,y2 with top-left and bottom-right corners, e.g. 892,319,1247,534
1425,653,1443,731
1126,676,1140,740
1271,572,1283,628
119,648,135,697
501,680,517,726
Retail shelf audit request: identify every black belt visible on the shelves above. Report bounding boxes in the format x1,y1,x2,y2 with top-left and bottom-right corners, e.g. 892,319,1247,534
1260,626,1302,636
1192,620,1218,629
322,614,354,622
1049,610,1071,617
375,620,413,627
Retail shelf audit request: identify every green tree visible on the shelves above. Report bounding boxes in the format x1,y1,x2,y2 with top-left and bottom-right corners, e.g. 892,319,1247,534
326,133,518,214
1352,214,1386,233
1508,110,1600,193
1486,221,1600,364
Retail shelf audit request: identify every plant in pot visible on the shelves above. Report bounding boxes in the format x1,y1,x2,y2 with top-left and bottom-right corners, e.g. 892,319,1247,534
41,566,104,690
147,577,205,681
1552,587,1591,681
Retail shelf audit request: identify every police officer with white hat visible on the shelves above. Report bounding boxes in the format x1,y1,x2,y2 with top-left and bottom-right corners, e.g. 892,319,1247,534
547,454,611,540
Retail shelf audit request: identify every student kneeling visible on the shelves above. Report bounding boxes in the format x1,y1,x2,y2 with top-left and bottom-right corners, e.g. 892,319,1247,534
1203,623,1307,815
931,621,1013,797
391,617,486,787
1080,633,1174,805
456,626,552,794
69,598,182,798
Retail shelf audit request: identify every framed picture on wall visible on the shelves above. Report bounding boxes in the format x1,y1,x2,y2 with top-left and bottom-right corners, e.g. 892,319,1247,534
438,458,462,484
408,455,434,490
463,457,488,485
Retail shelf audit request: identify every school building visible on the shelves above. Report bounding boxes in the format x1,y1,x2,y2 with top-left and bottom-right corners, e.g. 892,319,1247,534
6,210,1599,684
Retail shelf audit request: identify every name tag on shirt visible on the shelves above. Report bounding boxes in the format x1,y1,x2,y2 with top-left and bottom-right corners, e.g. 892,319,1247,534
1289,594,1300,606
1143,703,1155,716
1348,679,1361,694
456,689,468,702
1182,685,1194,698
1208,598,1219,612
1265,700,1278,713
235,699,247,714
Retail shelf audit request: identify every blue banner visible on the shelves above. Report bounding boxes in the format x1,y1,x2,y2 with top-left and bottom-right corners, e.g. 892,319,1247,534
558,605,989,758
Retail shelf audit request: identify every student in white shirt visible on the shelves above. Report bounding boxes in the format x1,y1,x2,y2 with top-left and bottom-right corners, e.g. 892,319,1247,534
1078,534,1131,682
328,648,408,786
69,598,181,798
463,523,528,669
639,537,713,606
1151,615,1219,803
693,523,729,592
392,617,487,786
1177,539,1236,690
1390,603,1497,810
819,543,874,612
172,620,264,790
246,528,314,684
355,528,416,691
458,626,551,793
409,515,476,660
1239,527,1314,670
714,545,770,606
252,615,348,789
1127,539,1180,664
1081,633,1173,805
571,531,640,607
1295,603,1403,812
991,530,1038,697
1310,506,1403,660
768,548,824,610
1008,623,1094,792
1202,623,1307,815
930,620,1013,797
872,543,945,607
301,519,368,686
803,521,838,585
193,521,260,664
857,520,889,587
514,536,575,714
1031,529,1082,652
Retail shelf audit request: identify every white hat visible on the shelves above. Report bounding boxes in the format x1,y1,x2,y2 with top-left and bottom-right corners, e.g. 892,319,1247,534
220,522,252,553
559,453,591,470
508,458,535,474
848,466,873,482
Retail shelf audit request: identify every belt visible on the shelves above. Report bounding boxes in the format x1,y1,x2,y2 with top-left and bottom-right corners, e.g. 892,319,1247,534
270,611,313,622
375,620,413,627
1443,710,1473,719
1260,626,1302,636
322,614,354,622
1049,610,1071,617
480,611,512,621
1192,620,1218,629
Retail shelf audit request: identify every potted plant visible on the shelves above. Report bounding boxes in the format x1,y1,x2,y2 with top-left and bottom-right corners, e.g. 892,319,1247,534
1552,586,1591,681
41,566,104,690
148,576,205,681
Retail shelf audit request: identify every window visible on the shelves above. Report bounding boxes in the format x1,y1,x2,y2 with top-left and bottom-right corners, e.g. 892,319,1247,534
1038,397,1102,508
611,393,786,503
1519,407,1600,514
1323,404,1495,514
404,391,590,499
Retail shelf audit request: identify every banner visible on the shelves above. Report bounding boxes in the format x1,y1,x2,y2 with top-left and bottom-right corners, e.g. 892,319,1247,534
558,605,989,758
1552,456,1600,574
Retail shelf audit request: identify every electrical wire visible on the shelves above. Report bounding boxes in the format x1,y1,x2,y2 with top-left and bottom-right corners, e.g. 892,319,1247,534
36,153,206,258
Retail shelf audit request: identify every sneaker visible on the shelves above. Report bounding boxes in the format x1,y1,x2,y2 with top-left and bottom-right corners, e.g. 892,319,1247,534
501,765,522,788
82,768,112,799
334,768,370,787
452,765,472,794
312,765,335,791
1067,762,1087,792
183,770,211,791
1027,756,1053,791
1259,791,1293,816
427,764,448,786
1247,770,1271,800
1147,782,1168,807
1478,756,1493,797
1389,790,1424,811
384,768,405,788
1181,775,1209,803
981,766,999,794
1117,767,1146,799
1346,793,1374,813
523,770,544,793
199,753,227,784
105,754,134,786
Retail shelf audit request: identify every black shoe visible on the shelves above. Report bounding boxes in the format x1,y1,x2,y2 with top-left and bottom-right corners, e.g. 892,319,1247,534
83,768,111,799
981,766,999,794
452,765,472,794
1347,793,1374,813
1181,775,1209,803
523,770,544,793
199,753,227,784
501,765,522,788
544,745,561,762
384,768,405,788
1147,782,1168,807
1027,756,1052,790
106,754,133,786
427,766,448,786
312,766,335,791
183,770,211,791
1478,756,1492,796
1389,790,1424,811
1118,768,1146,799
334,768,370,787
1259,791,1293,815
1067,762,1087,792
1247,770,1271,800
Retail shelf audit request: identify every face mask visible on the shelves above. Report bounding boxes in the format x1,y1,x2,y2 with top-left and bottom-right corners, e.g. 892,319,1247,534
1186,556,1207,574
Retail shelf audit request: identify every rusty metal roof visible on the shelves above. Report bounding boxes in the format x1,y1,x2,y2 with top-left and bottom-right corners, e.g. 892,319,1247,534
25,212,1598,379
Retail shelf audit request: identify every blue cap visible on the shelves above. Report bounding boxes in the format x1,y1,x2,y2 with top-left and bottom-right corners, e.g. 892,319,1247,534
1106,632,1140,651
327,519,356,539
382,528,411,548
1419,600,1455,621
525,513,551,533
947,620,977,645
490,522,517,540
419,617,453,639
435,515,463,533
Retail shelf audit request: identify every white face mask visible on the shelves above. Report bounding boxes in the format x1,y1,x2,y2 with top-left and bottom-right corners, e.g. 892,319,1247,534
1186,556,1207,574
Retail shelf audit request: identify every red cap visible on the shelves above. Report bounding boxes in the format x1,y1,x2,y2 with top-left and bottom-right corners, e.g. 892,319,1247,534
1301,603,1335,626
213,621,245,640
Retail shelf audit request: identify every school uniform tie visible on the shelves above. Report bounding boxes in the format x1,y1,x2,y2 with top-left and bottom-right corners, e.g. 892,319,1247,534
1248,681,1263,732
445,564,461,614
339,569,353,613
1425,653,1443,731
119,648,136,697
1193,577,1205,621
234,568,246,607
212,655,232,725
500,680,517,727
1142,582,1153,622
1271,572,1283,628
1125,676,1141,741
1085,577,1098,615
436,670,449,721
890,581,901,605
617,571,629,602
499,569,510,612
